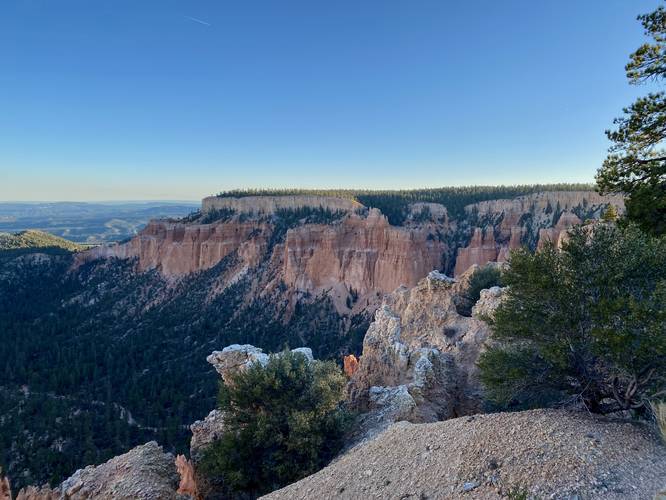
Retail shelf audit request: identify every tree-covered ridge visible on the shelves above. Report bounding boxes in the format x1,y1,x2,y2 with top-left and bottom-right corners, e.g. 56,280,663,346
0,230,85,256
0,250,369,490
215,184,595,225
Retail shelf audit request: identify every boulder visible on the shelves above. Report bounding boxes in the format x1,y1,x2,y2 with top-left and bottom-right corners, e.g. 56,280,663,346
206,344,269,384
471,286,506,320
15,442,180,500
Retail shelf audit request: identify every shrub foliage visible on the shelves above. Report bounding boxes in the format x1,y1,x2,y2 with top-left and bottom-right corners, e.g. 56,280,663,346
201,351,350,498
458,265,504,316
479,224,666,414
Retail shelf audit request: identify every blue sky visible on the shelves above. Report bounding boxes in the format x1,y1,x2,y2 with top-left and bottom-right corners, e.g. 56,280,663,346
0,0,661,201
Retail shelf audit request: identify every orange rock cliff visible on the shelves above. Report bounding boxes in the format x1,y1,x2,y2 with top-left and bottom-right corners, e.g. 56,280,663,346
79,191,624,311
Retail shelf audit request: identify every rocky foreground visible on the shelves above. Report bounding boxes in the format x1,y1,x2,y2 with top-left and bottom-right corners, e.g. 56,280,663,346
264,409,666,500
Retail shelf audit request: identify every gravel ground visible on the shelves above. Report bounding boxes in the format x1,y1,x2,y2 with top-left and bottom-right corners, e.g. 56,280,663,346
263,409,666,500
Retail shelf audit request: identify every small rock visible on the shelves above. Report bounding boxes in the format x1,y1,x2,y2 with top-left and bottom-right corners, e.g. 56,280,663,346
463,481,480,492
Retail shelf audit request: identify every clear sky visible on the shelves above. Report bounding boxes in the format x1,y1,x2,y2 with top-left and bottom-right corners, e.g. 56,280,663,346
0,0,661,201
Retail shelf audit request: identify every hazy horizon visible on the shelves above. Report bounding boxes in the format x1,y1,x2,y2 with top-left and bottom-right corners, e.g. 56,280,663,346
1,0,660,200
0,182,597,203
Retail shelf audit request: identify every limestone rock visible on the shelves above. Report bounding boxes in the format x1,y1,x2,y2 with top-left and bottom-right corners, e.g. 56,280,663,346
190,410,226,461
471,286,506,320
78,219,271,277
282,210,448,309
454,227,498,276
206,344,269,384
15,485,60,500
206,344,313,386
16,442,179,500
291,347,314,362
406,202,448,224
348,268,503,439
453,191,625,276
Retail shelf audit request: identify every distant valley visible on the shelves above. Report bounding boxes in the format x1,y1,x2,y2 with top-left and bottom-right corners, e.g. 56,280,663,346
0,201,199,244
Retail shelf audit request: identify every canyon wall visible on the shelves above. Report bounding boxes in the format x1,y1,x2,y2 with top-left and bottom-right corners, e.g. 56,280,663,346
79,205,449,314
453,191,624,275
283,209,447,304
81,220,271,276
81,191,623,311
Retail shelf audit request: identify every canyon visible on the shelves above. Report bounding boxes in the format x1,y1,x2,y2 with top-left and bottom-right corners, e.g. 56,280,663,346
79,190,623,315
0,188,632,496
5,268,664,499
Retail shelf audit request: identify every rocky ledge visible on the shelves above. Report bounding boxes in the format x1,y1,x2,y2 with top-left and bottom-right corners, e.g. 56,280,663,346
264,409,666,500
12,442,180,500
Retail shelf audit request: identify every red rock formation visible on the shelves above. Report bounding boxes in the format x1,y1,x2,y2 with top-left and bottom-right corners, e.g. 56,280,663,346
454,227,498,276
467,191,624,229
537,212,582,250
453,191,624,275
343,354,359,377
79,206,448,314
80,220,271,277
176,455,198,499
284,209,446,301
497,226,524,263
0,473,10,500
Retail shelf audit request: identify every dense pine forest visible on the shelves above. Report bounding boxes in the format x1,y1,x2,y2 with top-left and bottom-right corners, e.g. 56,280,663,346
0,248,368,490
216,184,594,224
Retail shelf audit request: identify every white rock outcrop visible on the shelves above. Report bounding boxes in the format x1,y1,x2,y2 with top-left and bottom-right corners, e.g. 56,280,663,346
348,268,506,440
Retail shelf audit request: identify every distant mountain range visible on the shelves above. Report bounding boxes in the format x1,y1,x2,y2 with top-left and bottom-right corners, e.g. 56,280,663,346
0,201,199,244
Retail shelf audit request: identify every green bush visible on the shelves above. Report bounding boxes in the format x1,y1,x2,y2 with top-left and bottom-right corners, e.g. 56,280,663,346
478,224,666,414
200,351,350,498
458,265,503,316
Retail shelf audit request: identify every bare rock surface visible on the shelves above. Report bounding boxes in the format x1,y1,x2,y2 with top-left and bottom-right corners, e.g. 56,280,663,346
264,409,666,500
472,286,506,320
15,442,180,500
348,268,503,439
454,191,625,276
190,410,226,461
206,344,269,383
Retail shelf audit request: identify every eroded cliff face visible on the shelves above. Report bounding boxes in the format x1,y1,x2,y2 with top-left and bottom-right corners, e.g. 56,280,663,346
78,204,450,315
80,220,271,277
347,267,506,441
13,442,180,500
453,191,624,275
283,209,448,310
78,192,622,314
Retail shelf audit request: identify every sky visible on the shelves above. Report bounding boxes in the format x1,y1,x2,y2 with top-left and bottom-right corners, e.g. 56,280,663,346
0,0,662,201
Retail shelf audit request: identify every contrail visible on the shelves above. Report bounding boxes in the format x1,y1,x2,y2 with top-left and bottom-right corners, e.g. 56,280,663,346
185,16,211,26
